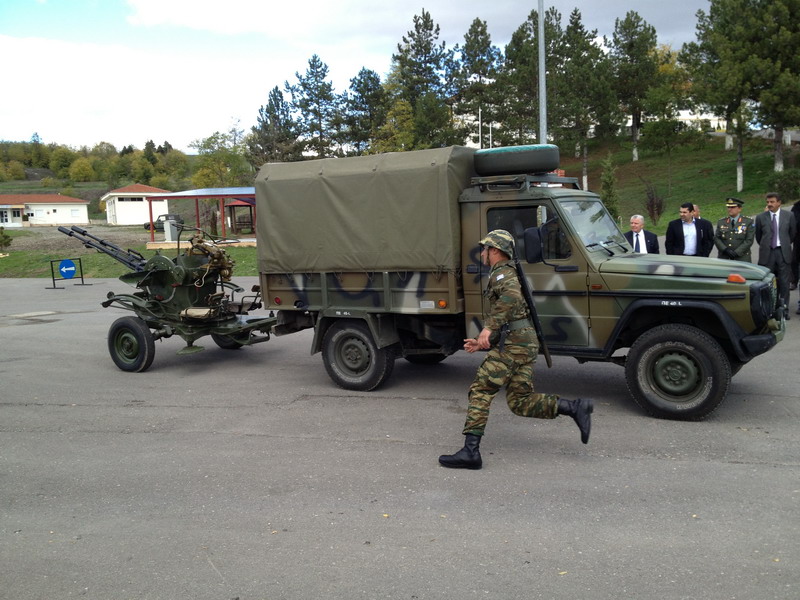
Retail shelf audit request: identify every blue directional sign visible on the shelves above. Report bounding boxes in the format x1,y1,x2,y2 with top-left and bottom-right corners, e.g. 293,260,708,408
59,259,77,279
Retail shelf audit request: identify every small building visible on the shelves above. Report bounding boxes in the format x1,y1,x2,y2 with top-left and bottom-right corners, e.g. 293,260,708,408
101,184,171,226
0,194,89,227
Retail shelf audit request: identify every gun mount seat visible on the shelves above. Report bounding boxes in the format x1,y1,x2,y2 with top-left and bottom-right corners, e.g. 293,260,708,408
180,307,217,320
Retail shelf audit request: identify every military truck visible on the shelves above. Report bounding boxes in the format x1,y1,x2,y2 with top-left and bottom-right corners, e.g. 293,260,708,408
255,145,785,420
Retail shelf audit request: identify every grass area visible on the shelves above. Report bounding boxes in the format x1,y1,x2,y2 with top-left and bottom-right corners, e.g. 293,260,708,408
562,136,792,235
0,235,259,279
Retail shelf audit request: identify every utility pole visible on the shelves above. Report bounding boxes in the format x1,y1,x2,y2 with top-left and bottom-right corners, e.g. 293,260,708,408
538,0,547,143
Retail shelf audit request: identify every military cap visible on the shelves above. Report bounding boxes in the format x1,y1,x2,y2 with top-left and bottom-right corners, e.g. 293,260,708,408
725,197,744,208
480,229,515,257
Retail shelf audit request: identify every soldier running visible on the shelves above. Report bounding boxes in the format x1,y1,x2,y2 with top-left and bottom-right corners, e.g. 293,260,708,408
439,230,593,470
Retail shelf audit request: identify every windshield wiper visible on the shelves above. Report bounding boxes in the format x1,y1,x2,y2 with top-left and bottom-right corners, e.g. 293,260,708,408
586,242,614,256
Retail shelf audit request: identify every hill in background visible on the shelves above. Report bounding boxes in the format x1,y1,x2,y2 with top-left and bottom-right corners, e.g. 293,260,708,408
566,136,797,234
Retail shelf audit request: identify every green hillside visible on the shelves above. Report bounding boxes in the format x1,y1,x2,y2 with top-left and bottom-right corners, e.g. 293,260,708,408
564,136,789,234
1,136,795,278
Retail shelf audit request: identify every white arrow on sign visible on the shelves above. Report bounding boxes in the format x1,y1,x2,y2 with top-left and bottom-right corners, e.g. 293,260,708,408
60,265,76,275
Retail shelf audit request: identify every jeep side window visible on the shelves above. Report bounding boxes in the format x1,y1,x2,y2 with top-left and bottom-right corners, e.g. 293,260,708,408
487,206,571,260
540,217,572,260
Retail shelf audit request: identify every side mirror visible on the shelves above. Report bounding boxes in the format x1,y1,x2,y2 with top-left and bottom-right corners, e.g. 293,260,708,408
523,227,543,263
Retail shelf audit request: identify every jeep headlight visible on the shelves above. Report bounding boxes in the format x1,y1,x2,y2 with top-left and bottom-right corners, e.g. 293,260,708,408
749,281,775,328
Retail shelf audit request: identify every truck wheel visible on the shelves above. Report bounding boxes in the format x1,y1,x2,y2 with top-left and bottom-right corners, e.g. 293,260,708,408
405,354,447,365
322,321,394,391
625,324,730,420
211,333,247,349
108,316,155,373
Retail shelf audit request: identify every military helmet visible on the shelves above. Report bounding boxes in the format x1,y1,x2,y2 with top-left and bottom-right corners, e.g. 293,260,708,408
480,229,515,257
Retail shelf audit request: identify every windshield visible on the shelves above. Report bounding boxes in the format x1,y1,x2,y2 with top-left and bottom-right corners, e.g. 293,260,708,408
560,199,627,251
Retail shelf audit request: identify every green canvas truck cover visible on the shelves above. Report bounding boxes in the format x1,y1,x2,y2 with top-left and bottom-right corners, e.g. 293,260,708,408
255,146,476,273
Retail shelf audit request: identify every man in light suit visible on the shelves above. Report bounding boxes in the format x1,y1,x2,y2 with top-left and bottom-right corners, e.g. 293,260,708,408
755,192,797,319
624,214,659,254
665,203,714,257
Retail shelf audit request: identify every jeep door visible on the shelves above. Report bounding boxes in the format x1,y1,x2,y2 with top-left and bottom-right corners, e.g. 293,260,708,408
475,202,591,348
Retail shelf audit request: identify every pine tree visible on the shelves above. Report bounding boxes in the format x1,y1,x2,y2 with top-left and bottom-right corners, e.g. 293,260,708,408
600,154,620,221
286,55,340,158
342,68,388,155
554,9,619,188
392,9,448,107
609,11,658,161
0,226,12,251
247,86,301,166
455,18,502,148
493,8,563,146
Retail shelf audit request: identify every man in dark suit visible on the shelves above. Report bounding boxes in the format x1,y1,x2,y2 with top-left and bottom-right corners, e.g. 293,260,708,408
665,202,714,257
755,192,797,319
692,204,716,256
624,214,659,254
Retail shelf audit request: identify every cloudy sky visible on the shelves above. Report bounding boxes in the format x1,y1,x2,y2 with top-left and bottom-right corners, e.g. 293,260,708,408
0,0,710,152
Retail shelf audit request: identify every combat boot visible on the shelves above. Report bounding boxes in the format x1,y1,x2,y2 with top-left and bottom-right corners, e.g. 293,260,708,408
557,398,594,444
438,434,482,469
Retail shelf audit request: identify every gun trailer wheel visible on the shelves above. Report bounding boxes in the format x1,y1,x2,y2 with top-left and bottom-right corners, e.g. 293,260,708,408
625,324,731,420
322,320,394,391
108,316,155,373
211,333,247,349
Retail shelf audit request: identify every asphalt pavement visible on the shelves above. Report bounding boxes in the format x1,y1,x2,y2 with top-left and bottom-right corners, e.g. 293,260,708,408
1,277,798,600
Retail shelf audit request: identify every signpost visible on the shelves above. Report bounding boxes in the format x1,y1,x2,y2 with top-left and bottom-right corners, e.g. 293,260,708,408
47,257,90,289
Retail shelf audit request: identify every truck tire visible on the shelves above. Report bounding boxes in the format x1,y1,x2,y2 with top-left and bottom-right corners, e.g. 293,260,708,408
474,144,560,176
108,316,155,373
322,320,394,391
625,324,731,420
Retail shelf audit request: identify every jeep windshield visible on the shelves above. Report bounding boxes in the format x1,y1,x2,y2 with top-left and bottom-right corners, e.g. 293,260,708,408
560,199,628,255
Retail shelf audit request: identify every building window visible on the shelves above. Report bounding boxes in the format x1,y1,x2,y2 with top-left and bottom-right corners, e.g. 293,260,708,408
13,209,21,218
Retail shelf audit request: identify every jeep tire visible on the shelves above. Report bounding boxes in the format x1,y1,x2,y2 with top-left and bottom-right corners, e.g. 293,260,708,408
625,324,731,420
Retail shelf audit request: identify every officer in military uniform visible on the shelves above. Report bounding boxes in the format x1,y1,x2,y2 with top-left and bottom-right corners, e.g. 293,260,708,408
714,197,755,262
438,230,593,470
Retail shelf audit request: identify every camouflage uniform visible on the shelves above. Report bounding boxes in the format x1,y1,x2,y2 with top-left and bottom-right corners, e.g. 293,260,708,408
714,214,755,262
463,259,559,436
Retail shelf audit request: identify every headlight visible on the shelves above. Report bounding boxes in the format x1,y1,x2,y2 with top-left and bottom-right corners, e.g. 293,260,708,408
749,280,776,328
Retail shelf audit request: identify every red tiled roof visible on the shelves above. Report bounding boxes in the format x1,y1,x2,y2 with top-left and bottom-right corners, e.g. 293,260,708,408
110,184,171,194
0,194,89,204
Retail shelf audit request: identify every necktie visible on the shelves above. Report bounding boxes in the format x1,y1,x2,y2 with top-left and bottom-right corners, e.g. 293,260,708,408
771,212,778,248
634,233,640,252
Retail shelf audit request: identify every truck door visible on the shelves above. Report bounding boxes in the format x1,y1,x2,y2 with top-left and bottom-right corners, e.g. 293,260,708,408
481,204,590,348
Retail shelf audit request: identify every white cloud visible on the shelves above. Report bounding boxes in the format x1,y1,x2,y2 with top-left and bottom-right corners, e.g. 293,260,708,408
0,33,273,151
2,1,708,152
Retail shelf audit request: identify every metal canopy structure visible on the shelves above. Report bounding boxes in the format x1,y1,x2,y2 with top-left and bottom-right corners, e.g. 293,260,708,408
144,187,255,241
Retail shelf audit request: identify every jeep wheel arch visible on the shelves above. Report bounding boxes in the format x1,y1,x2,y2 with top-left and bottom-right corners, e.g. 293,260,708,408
625,324,731,420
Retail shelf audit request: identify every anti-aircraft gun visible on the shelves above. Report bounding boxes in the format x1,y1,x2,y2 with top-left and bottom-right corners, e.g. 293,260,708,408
59,225,277,372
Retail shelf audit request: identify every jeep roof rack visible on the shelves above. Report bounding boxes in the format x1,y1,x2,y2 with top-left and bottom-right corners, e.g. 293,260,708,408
470,172,582,190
